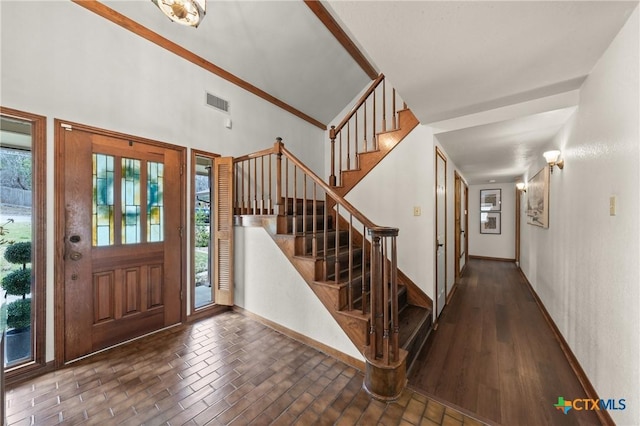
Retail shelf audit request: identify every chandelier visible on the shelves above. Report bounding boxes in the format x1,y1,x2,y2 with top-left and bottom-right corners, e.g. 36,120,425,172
152,0,206,28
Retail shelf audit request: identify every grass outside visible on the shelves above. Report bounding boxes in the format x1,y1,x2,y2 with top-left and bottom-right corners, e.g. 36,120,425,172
194,250,209,275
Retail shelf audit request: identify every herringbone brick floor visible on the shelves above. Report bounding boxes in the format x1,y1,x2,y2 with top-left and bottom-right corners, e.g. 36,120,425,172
6,311,486,425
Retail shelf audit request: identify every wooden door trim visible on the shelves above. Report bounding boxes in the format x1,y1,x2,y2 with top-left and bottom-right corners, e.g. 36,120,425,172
463,182,469,274
454,171,461,282
515,187,521,264
0,107,47,381
434,146,447,319
54,119,187,366
190,149,220,318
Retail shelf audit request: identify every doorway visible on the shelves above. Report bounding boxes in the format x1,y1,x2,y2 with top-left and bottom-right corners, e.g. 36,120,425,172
55,120,185,363
435,147,447,318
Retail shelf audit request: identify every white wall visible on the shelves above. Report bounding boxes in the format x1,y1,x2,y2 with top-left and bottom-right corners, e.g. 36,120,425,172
1,2,325,362
520,8,639,425
345,125,435,299
468,183,516,260
234,227,362,361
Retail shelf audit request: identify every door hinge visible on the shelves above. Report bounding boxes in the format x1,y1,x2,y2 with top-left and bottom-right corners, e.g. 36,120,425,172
61,123,73,131
180,165,184,176
178,226,183,238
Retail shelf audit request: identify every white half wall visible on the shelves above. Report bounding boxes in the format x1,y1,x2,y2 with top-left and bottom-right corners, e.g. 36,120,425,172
345,125,435,299
234,227,363,361
469,183,516,260
520,7,639,425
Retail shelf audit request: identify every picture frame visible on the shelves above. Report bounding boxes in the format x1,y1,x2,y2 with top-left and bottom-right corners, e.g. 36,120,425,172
526,166,550,228
480,212,501,234
480,189,501,211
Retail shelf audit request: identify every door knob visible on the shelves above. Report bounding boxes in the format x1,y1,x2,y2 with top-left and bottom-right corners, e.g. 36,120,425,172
69,235,81,243
69,251,83,261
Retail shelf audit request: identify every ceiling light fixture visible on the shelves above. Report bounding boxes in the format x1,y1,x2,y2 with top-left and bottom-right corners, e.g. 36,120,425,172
543,150,564,173
152,0,206,27
516,182,527,192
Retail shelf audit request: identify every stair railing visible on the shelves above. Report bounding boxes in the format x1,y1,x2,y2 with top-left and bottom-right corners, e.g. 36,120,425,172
233,139,401,365
329,74,406,187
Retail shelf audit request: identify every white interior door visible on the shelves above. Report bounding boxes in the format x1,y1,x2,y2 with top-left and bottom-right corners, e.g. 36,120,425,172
436,149,447,317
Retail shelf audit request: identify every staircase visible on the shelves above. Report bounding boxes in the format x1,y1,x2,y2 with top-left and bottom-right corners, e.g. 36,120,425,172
234,139,432,400
268,197,432,371
232,75,431,399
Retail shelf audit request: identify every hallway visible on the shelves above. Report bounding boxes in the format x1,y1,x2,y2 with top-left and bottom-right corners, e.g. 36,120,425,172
408,259,601,425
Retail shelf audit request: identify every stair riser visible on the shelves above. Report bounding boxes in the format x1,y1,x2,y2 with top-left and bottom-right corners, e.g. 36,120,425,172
285,199,325,216
303,231,350,254
286,215,333,233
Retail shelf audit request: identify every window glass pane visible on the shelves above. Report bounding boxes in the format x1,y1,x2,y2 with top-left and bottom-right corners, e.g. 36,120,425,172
147,161,164,242
92,153,114,246
121,158,141,244
193,155,213,309
1,116,34,367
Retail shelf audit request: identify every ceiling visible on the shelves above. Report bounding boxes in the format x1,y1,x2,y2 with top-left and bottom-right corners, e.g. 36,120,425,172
103,0,371,126
95,1,637,184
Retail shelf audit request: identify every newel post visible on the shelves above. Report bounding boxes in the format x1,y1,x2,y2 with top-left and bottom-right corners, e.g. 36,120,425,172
364,226,405,402
274,137,284,216
329,125,337,187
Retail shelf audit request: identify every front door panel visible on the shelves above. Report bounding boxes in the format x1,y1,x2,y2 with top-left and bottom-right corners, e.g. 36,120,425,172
62,129,182,362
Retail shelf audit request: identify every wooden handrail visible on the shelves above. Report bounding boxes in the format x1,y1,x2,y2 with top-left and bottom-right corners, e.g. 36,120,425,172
278,145,377,230
235,140,402,375
333,74,385,135
329,75,406,187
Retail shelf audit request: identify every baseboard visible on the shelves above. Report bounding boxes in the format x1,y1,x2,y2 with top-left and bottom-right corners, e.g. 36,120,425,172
469,255,515,262
233,306,365,372
516,268,615,426
6,360,55,388
446,281,459,305
187,304,231,323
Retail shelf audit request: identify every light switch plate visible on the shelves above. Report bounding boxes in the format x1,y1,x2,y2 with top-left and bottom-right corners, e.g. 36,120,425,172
413,206,421,216
609,196,616,216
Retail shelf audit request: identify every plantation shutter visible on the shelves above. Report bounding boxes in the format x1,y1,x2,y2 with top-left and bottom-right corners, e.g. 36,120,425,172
213,157,234,306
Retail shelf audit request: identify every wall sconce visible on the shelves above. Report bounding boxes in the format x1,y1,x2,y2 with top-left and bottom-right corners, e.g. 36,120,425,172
543,150,564,173
516,182,527,192
152,0,206,27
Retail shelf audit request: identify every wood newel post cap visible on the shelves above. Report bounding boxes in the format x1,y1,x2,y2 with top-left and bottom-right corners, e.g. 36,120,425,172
274,137,283,153
368,227,399,238
329,126,336,140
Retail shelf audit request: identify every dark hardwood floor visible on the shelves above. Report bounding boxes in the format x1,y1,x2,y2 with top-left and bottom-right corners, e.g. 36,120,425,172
408,259,601,426
6,310,486,425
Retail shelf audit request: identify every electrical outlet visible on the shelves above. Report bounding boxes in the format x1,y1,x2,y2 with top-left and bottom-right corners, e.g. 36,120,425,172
413,206,421,216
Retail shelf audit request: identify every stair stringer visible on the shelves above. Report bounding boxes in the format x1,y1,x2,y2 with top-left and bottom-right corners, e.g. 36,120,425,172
262,221,371,354
334,108,419,198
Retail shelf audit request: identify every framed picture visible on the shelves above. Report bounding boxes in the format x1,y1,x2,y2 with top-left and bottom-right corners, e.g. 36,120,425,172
526,166,550,228
480,189,501,211
480,212,501,234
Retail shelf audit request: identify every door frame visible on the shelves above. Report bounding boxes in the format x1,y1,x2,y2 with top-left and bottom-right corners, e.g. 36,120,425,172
0,107,47,381
434,146,447,319
454,171,469,281
54,119,186,366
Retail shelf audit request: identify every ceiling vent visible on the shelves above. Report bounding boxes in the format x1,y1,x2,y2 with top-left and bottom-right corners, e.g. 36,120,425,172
206,92,230,113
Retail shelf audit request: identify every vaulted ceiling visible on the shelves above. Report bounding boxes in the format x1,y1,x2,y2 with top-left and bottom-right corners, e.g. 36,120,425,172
87,1,638,183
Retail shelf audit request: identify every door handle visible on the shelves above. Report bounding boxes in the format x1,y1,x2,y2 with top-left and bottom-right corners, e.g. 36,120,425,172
69,251,83,261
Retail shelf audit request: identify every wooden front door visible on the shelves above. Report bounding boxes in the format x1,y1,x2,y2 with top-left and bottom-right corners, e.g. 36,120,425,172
57,122,184,362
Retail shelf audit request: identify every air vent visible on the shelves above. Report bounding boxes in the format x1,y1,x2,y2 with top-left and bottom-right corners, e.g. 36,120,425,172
206,92,230,113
